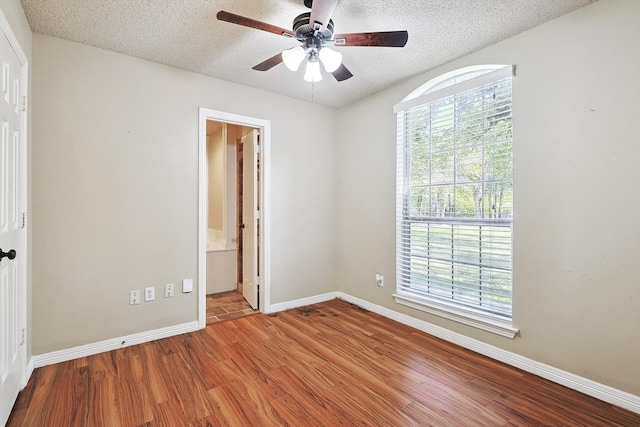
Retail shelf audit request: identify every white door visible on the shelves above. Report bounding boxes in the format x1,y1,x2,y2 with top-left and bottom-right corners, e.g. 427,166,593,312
242,130,259,309
0,30,26,427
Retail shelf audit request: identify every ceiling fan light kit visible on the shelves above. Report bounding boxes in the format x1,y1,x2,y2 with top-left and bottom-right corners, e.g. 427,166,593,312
318,47,342,73
284,44,342,75
216,0,408,83
282,46,306,71
304,58,323,82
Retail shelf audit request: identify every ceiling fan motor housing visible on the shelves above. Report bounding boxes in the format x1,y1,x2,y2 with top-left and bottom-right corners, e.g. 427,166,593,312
293,12,334,40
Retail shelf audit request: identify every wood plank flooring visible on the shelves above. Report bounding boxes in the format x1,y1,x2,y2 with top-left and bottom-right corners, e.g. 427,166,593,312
7,299,640,426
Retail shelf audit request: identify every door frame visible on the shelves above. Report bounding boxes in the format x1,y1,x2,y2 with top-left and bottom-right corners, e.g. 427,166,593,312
0,5,29,392
197,108,271,327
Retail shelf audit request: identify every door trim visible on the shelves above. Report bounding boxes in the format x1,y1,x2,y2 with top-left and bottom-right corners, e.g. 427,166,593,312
0,8,28,392
198,108,271,327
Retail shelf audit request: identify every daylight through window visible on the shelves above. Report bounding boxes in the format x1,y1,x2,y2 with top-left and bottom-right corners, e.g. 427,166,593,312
394,65,515,333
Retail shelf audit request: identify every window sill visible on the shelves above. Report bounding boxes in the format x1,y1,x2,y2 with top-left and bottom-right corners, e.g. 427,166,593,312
393,293,519,339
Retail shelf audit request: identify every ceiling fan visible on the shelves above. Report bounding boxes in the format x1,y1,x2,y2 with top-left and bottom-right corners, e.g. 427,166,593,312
216,0,408,83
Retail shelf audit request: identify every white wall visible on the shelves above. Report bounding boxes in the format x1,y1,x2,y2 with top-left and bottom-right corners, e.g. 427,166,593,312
207,127,224,232
224,125,237,248
335,0,640,396
31,34,337,354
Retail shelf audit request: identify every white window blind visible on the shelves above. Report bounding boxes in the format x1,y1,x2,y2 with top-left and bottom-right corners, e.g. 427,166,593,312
395,65,514,330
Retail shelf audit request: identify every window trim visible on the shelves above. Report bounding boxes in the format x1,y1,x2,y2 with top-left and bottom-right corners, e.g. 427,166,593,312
393,293,519,338
394,64,518,338
394,65,513,113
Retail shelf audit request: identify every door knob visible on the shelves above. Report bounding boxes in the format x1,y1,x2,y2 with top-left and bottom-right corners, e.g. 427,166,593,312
0,248,16,262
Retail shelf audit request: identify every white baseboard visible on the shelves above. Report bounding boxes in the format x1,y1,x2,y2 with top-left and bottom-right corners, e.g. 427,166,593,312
267,291,339,313
335,292,640,415
31,321,200,369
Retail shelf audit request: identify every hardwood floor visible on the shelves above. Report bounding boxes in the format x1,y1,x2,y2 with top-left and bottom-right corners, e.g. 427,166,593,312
8,299,640,426
206,291,256,324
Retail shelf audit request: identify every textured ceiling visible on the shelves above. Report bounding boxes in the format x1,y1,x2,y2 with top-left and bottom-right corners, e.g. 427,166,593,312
20,0,596,108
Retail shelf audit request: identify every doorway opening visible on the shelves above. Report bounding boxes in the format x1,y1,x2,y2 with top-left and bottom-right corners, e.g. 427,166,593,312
198,109,271,328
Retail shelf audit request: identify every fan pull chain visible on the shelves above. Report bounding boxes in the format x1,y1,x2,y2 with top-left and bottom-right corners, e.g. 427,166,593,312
311,81,315,103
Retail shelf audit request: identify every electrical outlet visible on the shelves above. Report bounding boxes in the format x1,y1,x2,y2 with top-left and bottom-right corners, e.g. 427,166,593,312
129,290,140,305
376,273,384,287
164,283,174,298
145,286,155,302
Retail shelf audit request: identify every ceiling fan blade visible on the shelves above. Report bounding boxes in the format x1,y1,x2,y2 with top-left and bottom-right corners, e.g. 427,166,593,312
309,0,339,33
333,30,408,47
332,63,353,82
217,11,294,38
252,53,284,72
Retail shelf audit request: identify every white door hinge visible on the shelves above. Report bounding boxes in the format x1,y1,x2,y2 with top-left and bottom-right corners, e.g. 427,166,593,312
256,210,261,220
20,328,25,346
21,95,27,112
255,144,261,154
21,212,26,229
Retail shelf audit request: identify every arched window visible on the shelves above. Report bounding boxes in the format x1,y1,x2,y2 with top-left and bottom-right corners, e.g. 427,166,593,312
393,65,517,337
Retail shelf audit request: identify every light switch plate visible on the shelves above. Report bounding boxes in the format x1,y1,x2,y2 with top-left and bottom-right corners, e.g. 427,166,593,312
182,278,193,293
